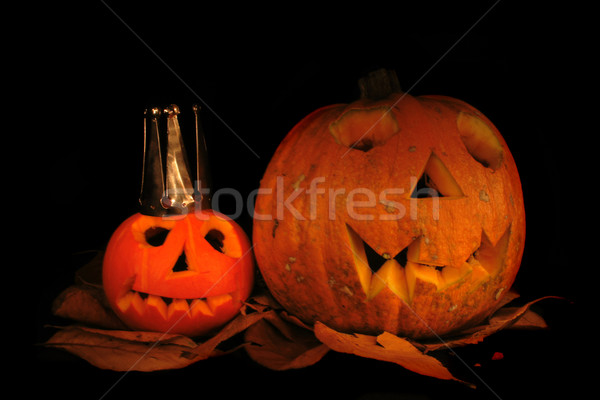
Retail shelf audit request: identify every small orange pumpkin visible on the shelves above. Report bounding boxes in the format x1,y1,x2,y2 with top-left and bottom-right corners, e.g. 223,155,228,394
253,70,525,339
103,211,254,337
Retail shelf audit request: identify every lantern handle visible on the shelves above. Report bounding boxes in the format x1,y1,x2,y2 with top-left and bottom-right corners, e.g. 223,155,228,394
139,107,166,215
193,104,212,211
163,104,195,213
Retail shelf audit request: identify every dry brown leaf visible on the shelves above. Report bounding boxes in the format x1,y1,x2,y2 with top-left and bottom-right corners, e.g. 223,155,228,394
245,315,329,371
54,251,127,330
509,309,548,329
279,310,315,331
189,310,273,360
493,290,521,311
73,250,104,287
420,296,560,352
241,292,558,384
52,284,128,330
314,322,470,385
63,325,199,347
43,309,274,371
44,325,199,371
243,292,282,313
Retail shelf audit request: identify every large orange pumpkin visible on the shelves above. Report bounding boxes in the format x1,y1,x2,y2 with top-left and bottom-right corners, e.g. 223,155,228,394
253,70,525,339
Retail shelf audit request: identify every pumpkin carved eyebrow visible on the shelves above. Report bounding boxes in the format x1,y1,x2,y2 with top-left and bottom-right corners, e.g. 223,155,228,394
329,106,400,152
457,112,504,171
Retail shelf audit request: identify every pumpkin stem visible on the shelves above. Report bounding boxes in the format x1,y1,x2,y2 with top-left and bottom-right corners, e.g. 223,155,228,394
358,68,402,100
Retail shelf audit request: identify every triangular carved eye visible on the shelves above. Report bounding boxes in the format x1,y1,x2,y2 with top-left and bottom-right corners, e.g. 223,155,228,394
410,153,465,198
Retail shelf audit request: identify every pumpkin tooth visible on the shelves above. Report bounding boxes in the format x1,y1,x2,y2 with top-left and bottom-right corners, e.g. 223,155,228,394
405,261,444,301
116,291,135,312
440,263,471,287
132,292,146,314
146,294,168,319
368,259,409,303
405,262,417,301
206,293,233,313
468,260,490,285
117,291,146,314
190,299,213,317
345,224,372,295
167,298,190,319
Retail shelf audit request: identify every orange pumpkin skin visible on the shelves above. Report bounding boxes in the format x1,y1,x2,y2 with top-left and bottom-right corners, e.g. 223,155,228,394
253,91,525,339
103,210,254,337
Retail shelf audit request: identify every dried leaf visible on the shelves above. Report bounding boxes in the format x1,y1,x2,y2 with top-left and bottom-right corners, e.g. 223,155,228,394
52,285,128,330
43,309,273,371
420,296,560,352
189,310,273,360
245,315,329,370
69,325,198,347
485,296,559,331
314,322,469,385
279,310,315,331
243,292,282,313
493,289,521,311
73,250,104,287
509,309,548,330
44,325,199,371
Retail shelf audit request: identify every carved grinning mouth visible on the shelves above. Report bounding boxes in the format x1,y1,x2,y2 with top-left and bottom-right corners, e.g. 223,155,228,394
116,288,239,320
345,224,510,303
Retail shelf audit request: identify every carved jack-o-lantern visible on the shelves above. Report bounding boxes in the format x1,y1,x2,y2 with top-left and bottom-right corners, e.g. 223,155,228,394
103,211,254,337
103,105,254,337
253,70,525,339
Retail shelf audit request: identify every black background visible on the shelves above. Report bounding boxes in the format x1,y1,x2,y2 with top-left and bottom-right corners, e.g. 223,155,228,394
34,1,587,399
